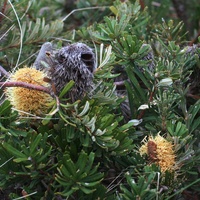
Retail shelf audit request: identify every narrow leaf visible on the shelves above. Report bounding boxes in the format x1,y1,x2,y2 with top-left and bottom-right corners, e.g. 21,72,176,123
59,80,75,98
3,143,27,158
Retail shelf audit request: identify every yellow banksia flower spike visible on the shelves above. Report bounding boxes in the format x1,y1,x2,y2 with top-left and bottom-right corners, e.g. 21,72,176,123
5,67,53,116
139,133,176,172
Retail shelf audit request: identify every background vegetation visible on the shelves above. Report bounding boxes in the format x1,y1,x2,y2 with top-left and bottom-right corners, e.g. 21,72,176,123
0,0,200,199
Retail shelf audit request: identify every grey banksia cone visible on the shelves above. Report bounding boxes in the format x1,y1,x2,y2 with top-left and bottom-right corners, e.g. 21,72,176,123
50,43,96,102
34,42,96,102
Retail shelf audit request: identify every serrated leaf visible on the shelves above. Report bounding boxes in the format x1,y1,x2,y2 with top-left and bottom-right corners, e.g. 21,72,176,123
120,185,133,198
27,18,41,41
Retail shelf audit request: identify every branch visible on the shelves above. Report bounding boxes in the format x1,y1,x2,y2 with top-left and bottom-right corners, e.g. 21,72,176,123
189,30,200,46
139,0,145,10
0,65,10,77
114,80,125,86
0,81,51,95
0,0,9,23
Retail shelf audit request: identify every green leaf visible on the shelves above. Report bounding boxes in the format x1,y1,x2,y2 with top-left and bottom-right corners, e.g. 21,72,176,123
23,18,63,43
76,151,88,174
42,113,54,125
82,173,104,183
13,157,29,163
0,100,12,115
110,6,118,15
30,134,42,154
0,123,8,133
79,186,96,194
84,153,95,174
37,146,52,163
59,80,75,98
55,175,71,186
61,160,76,177
9,129,28,137
126,66,146,102
77,101,90,117
3,143,27,158
134,67,151,89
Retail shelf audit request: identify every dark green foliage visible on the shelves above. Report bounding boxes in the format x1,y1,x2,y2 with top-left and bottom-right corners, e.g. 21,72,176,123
119,171,157,200
0,0,200,199
55,151,104,196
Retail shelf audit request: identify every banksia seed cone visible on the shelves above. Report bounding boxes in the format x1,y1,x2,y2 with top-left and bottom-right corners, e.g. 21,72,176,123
5,67,53,116
49,43,96,102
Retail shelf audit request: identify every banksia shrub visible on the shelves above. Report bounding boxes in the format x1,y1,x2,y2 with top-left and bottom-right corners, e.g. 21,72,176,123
0,0,200,199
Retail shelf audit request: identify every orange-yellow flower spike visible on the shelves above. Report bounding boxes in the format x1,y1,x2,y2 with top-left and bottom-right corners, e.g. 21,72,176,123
139,134,176,172
5,67,53,116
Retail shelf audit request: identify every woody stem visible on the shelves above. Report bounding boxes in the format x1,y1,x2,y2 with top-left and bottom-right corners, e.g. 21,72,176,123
0,65,10,77
0,81,51,95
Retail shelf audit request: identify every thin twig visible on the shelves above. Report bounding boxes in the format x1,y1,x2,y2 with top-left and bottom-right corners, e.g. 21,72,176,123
0,25,14,42
8,0,23,70
12,191,37,200
62,6,109,22
106,171,125,193
0,156,14,168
